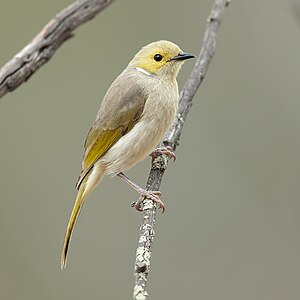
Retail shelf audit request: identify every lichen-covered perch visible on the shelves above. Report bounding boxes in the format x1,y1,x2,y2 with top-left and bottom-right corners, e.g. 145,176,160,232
133,1,231,299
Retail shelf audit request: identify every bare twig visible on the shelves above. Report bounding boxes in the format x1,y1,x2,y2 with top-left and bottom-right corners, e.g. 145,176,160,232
133,0,230,299
0,0,114,99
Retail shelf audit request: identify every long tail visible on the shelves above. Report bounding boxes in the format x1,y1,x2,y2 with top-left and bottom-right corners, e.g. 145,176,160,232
61,185,86,269
60,163,106,269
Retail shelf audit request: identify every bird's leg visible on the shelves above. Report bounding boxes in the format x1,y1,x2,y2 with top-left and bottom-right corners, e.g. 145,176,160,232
150,146,176,162
117,172,165,213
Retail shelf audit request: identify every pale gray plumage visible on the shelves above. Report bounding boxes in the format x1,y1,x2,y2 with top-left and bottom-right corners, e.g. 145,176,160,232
61,40,194,268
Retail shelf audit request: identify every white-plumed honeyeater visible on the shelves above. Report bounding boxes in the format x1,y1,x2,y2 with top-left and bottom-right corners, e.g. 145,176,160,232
61,40,194,268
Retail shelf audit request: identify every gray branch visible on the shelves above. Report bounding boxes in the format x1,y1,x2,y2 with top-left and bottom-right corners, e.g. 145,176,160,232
0,0,114,99
0,0,229,297
133,0,230,299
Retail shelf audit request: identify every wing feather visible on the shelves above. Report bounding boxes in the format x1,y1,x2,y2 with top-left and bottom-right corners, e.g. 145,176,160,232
76,70,146,189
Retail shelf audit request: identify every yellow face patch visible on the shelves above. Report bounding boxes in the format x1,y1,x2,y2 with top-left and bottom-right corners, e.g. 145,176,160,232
136,50,172,74
133,41,181,75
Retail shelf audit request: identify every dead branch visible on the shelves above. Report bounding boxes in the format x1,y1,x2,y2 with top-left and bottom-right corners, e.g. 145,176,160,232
0,0,114,98
133,1,231,299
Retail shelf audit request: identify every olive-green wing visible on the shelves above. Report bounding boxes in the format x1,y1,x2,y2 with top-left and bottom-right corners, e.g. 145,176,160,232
76,71,146,189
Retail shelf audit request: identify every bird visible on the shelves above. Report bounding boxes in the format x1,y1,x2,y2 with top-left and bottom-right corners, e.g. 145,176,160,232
61,40,194,268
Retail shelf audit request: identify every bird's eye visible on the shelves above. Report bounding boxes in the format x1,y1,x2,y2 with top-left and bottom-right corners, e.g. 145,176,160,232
153,54,163,62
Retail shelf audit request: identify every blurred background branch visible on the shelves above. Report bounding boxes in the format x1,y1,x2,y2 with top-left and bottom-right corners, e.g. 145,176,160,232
0,0,113,99
291,1,300,26
133,0,230,299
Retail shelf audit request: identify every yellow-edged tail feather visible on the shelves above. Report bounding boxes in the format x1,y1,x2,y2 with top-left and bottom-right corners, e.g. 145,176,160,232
61,185,86,269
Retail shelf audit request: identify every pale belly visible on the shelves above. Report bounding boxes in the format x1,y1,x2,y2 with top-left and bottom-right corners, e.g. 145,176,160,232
100,117,172,176
100,79,178,176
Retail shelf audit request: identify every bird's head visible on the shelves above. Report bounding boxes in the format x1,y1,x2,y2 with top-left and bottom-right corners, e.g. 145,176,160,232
129,40,195,80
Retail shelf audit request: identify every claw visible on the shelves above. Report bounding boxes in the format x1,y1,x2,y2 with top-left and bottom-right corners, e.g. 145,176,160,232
132,190,165,213
150,146,176,162
117,172,166,213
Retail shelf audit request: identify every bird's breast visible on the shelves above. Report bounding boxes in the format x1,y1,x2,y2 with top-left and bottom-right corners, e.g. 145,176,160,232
101,79,179,175
141,83,178,135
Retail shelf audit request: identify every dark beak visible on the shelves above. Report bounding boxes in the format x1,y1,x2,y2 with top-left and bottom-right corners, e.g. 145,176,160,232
168,52,195,62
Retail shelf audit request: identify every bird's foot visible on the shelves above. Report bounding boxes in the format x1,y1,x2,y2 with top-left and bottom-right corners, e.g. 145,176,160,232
150,146,176,162
131,190,165,213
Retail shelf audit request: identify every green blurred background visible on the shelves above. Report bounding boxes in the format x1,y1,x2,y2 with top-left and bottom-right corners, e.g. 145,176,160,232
1,0,300,299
